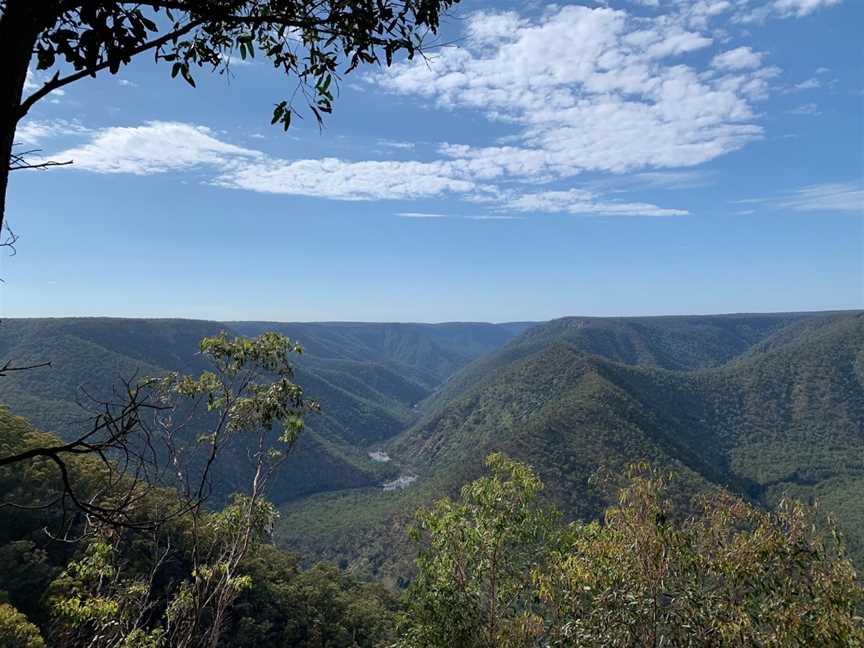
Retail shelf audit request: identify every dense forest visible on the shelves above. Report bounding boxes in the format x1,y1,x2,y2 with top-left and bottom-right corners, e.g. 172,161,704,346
0,319,531,505
0,312,862,645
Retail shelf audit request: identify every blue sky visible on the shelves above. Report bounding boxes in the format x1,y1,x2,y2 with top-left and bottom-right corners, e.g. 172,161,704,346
3,0,862,322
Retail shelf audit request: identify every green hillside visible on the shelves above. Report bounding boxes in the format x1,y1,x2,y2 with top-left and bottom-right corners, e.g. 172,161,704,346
2,312,860,582
0,318,528,505
277,311,864,579
427,312,827,410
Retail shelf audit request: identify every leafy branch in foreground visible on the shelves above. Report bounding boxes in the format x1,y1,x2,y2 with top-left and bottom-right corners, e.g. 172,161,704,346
0,330,320,647
399,454,864,648
0,0,460,233
0,330,317,536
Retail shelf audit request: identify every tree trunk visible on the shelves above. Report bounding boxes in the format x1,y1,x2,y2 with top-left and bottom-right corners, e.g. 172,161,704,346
0,0,42,235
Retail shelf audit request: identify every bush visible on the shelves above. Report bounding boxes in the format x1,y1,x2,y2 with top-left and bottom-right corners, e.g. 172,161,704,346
0,603,45,648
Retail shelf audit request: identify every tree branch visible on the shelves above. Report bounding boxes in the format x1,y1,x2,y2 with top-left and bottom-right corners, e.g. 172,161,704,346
0,359,51,375
18,17,204,119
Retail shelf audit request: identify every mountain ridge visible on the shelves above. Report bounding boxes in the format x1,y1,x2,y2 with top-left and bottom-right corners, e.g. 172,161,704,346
276,310,864,579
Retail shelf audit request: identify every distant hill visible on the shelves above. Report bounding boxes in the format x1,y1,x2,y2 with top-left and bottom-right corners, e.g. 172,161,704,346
0,318,530,504
276,311,864,580
229,321,535,390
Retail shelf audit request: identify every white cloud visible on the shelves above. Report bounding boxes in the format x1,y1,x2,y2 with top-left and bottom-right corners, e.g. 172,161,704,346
771,0,841,18
378,5,771,180
43,117,690,217
377,139,416,150
786,102,821,115
782,67,837,93
24,68,39,93
39,3,800,220
465,215,525,221
735,181,863,213
22,68,66,98
506,188,689,217
219,53,252,67
711,46,764,70
52,122,472,199
778,182,863,212
790,77,821,91
619,170,715,189
15,119,91,145
733,0,842,22
56,121,261,174
396,212,450,218
215,157,473,200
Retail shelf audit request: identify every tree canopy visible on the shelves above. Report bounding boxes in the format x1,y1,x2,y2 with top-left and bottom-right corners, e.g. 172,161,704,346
398,454,864,647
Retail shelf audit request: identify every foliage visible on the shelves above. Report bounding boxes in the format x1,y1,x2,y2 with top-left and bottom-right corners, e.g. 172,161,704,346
45,495,277,647
158,330,319,473
0,326,416,646
540,465,864,647
17,0,458,125
1,314,863,646
399,456,864,648
224,553,400,647
48,541,166,648
0,603,45,648
0,409,401,647
398,453,559,648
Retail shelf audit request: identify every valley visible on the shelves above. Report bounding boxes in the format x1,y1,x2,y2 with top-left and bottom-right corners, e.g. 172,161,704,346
1,311,861,585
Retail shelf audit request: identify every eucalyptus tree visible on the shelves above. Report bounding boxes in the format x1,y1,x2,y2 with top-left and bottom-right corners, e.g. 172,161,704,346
399,456,864,648
3,330,319,646
0,330,317,536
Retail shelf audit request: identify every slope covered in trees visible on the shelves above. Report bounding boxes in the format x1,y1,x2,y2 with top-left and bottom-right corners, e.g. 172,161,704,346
1,312,860,581
0,318,530,504
278,311,864,579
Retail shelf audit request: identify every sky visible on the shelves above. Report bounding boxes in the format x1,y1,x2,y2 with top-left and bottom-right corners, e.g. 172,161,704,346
3,0,862,322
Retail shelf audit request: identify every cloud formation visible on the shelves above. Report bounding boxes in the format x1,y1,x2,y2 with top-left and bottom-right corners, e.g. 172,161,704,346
16,119,91,145
34,1,847,219
214,157,474,200
57,122,260,174
732,0,842,22
378,5,773,178
46,119,688,217
507,189,689,217
711,47,764,71
778,182,863,212
771,0,841,18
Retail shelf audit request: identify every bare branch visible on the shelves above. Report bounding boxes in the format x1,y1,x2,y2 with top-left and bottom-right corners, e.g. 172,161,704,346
0,359,51,375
